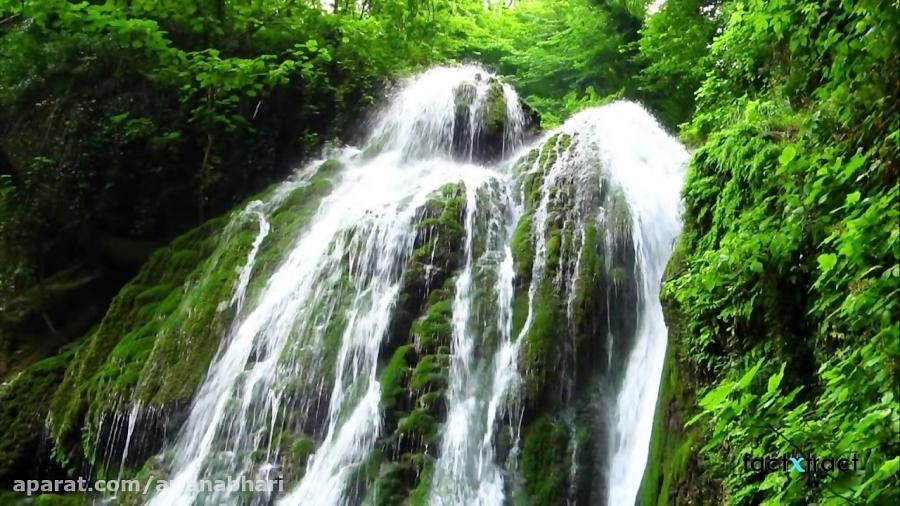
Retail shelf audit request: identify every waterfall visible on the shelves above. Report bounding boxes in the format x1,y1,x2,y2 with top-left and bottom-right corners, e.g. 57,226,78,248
140,65,686,506
579,104,688,506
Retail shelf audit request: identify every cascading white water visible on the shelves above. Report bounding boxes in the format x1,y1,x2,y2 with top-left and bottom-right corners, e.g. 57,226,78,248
567,103,688,506
136,65,685,506
515,103,687,505
147,65,533,506
428,180,522,506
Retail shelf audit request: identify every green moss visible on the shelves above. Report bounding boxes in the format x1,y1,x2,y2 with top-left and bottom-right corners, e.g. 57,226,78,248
415,391,445,414
512,147,541,179
274,432,316,483
409,354,449,392
380,345,413,410
366,187,467,502
48,215,235,469
511,212,535,281
133,284,174,303
399,183,466,305
292,437,315,460
639,297,707,506
520,415,568,505
368,454,434,506
47,159,342,471
569,224,605,348
511,288,531,340
372,275,455,500
522,290,561,401
360,136,389,160
317,159,344,175
411,298,453,351
0,349,76,483
546,229,561,270
415,183,466,251
640,379,694,506
407,457,434,506
169,249,201,269
246,172,337,302
369,463,410,506
319,305,351,377
483,79,508,132
395,409,438,442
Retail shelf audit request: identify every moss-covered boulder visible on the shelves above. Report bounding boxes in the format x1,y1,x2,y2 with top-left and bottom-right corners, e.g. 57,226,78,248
0,350,76,487
506,131,640,502
365,182,469,504
44,160,342,475
451,77,540,163
387,183,466,357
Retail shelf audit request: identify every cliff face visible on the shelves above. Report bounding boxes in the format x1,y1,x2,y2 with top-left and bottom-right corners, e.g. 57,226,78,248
639,247,720,506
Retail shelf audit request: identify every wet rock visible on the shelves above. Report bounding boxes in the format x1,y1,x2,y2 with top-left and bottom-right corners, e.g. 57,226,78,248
451,78,540,163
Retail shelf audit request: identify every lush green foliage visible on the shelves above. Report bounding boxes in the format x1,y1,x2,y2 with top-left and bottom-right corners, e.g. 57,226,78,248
1,0,897,504
458,0,647,126
0,0,487,368
0,348,75,484
653,0,900,504
635,0,721,129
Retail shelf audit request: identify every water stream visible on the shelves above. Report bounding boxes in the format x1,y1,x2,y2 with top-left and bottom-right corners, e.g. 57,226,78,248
138,65,686,506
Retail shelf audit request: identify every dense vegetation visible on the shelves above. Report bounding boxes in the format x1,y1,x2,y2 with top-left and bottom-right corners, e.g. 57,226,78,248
643,1,899,505
1,0,897,504
0,0,648,374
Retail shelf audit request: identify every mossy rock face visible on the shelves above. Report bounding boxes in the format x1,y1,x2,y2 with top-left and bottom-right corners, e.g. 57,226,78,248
372,272,459,503
378,283,455,438
511,132,628,408
483,79,508,133
452,82,479,160
339,181,469,505
450,77,539,163
508,132,641,502
520,415,569,505
411,296,453,353
275,432,316,484
44,218,216,471
0,349,76,487
45,160,342,475
388,183,466,357
380,345,415,412
367,454,435,506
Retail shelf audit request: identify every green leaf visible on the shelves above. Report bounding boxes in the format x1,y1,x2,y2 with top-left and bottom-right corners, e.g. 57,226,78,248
766,365,785,395
778,145,797,166
843,155,866,179
737,360,763,390
818,253,838,272
699,382,735,411
845,191,861,205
